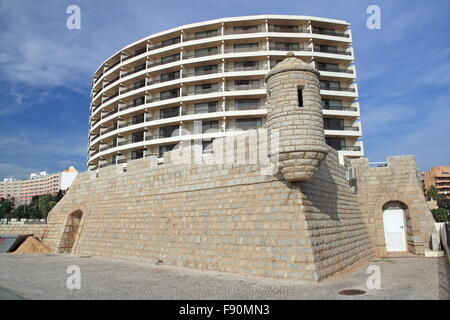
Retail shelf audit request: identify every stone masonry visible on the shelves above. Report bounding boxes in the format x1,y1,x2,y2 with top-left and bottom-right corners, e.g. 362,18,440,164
0,54,436,281
351,156,436,257
265,53,328,182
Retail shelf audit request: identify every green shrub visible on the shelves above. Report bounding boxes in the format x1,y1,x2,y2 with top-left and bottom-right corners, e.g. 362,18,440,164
431,208,449,222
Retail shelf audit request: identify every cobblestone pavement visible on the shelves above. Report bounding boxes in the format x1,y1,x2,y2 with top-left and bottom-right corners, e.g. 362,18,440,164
0,254,448,300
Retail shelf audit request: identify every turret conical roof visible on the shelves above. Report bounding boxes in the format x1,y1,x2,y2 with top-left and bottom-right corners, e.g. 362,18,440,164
265,52,320,82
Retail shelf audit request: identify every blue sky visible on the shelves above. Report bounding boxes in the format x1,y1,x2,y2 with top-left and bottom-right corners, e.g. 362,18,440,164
0,0,449,179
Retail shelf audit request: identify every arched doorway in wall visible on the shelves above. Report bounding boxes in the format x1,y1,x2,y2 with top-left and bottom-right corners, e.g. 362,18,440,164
59,210,83,253
382,201,408,252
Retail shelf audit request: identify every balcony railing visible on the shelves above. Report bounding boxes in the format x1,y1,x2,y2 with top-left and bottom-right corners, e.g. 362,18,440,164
99,144,116,152
317,66,353,74
90,150,99,157
147,94,180,103
320,86,356,92
104,60,120,72
103,76,120,90
226,84,264,91
312,28,350,38
147,113,180,121
148,38,181,51
117,118,145,129
99,162,116,169
145,132,178,140
225,104,263,111
102,108,118,119
224,47,261,53
117,138,144,147
224,28,263,35
182,88,221,96
227,65,262,72
146,77,181,86
120,82,146,95
268,26,308,33
122,48,147,62
325,126,359,131
182,69,221,77
183,32,219,41
339,146,361,151
313,46,351,55
322,104,358,112
269,45,311,52
184,51,219,59
122,65,147,78
147,56,181,68
103,93,118,104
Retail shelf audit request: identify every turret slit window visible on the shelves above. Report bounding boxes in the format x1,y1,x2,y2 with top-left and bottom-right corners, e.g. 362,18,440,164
297,87,303,107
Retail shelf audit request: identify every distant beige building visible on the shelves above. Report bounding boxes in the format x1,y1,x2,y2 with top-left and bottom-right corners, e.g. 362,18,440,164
0,166,78,206
422,166,450,199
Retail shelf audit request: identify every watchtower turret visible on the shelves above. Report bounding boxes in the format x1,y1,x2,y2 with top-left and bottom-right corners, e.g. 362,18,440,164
265,52,328,181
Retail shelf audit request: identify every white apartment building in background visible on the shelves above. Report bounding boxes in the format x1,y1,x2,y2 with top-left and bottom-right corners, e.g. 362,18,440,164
0,166,78,206
88,15,363,170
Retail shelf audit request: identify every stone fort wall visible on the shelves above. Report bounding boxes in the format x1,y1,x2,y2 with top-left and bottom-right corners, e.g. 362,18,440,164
37,141,372,281
0,224,46,240
351,155,435,257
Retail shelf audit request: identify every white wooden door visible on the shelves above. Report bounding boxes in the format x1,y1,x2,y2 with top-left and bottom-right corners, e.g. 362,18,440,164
383,209,406,252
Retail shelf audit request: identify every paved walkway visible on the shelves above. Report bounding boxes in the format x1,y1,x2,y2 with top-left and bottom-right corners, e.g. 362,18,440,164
0,253,448,300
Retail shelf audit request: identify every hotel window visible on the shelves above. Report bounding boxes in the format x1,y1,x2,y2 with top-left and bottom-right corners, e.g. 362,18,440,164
133,96,145,107
270,60,283,68
322,99,343,110
324,118,344,130
233,43,258,52
195,83,218,94
274,42,300,51
134,63,146,73
132,131,144,143
202,140,214,153
195,101,218,114
234,79,260,89
159,125,179,138
160,106,179,119
318,44,338,54
320,81,341,91
158,144,177,157
195,47,218,57
160,71,180,82
326,138,345,150
161,53,180,64
134,47,146,56
202,120,219,134
317,62,340,72
273,25,299,33
195,64,218,75
234,61,259,71
132,113,145,124
161,36,180,47
314,27,337,35
236,118,262,130
133,80,145,90
131,149,144,160
233,25,258,33
235,98,260,110
195,29,218,39
160,88,180,100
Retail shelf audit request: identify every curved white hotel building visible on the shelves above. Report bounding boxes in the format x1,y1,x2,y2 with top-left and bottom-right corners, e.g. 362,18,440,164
88,15,363,170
